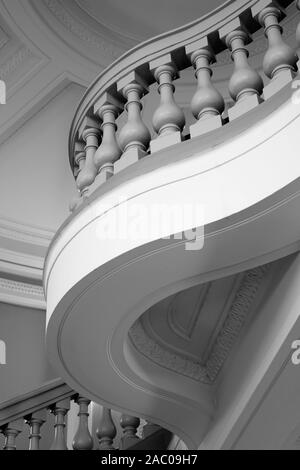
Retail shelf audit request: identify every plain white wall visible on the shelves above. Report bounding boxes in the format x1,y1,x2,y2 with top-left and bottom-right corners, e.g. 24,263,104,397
0,83,85,232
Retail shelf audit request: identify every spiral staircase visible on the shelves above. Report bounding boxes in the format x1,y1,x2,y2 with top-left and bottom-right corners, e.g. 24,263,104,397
1,0,300,450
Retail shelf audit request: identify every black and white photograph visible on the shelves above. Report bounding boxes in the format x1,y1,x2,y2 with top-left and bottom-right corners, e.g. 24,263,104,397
0,0,300,454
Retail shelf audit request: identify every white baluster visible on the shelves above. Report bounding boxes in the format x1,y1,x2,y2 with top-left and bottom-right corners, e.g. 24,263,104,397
72,396,94,450
256,4,298,98
26,410,47,450
69,142,86,213
50,398,70,450
76,118,101,197
150,54,185,152
96,408,116,450
115,72,151,173
186,39,224,137
1,419,23,450
94,94,123,186
120,414,140,449
225,28,263,120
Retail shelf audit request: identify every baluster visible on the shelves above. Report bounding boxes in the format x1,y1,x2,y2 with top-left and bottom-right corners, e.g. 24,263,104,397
120,414,140,449
224,28,264,120
72,396,93,450
150,54,185,152
96,408,116,450
50,398,70,450
69,142,86,212
1,419,23,450
115,72,151,173
186,39,224,137
76,118,101,197
256,4,298,98
94,94,123,186
25,410,47,450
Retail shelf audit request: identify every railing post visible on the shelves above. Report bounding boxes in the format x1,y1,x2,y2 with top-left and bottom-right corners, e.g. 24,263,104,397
96,408,116,450
76,117,101,197
50,398,70,450
150,54,185,152
69,141,86,212
116,72,151,173
218,16,264,121
119,414,140,449
25,410,47,450
1,419,23,450
72,396,94,450
255,4,298,98
186,38,224,137
94,93,123,186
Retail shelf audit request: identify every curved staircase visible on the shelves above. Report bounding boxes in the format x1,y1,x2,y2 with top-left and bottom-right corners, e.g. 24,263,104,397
43,0,300,449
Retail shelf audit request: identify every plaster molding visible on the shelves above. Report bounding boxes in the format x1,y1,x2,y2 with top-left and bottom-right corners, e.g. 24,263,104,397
0,277,45,310
129,264,270,384
0,46,34,81
0,216,54,248
0,247,44,282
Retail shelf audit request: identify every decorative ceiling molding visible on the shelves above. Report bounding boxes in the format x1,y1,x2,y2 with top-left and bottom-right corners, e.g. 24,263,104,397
0,277,45,310
33,0,127,66
0,247,44,282
0,216,54,248
129,264,270,384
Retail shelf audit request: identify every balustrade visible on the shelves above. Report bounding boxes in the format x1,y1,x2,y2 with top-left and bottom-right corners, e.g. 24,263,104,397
0,393,153,451
67,0,299,211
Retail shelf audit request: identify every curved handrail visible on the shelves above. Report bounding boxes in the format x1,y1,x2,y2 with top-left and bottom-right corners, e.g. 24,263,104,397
69,0,294,168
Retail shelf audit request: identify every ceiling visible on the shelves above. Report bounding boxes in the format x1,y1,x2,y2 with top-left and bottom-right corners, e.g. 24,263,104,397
75,0,227,41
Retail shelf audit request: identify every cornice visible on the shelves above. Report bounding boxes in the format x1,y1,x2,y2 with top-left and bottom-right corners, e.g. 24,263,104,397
0,216,54,248
0,277,45,310
129,264,270,384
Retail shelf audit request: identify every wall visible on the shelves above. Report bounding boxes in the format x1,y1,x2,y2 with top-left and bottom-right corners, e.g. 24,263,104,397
0,302,56,403
0,83,85,233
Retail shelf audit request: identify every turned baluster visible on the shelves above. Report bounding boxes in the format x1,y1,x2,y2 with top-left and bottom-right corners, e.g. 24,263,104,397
257,5,298,98
297,0,300,49
76,119,101,197
150,55,185,152
116,72,151,173
69,142,86,212
25,410,47,450
96,408,116,450
94,95,122,185
120,414,140,449
72,396,94,450
1,419,23,450
50,398,70,450
225,29,263,120
186,40,224,137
